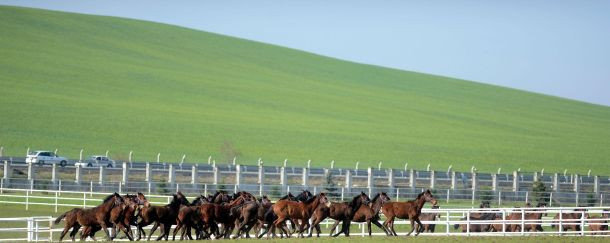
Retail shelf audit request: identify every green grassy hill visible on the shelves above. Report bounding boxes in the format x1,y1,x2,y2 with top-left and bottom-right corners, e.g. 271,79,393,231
1,6,609,174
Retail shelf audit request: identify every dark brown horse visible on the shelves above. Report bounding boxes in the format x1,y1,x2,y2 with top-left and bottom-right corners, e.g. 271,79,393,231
54,192,124,241
350,192,392,236
418,205,440,233
508,202,546,232
213,194,251,239
256,192,300,238
552,208,586,232
382,189,438,236
171,195,211,241
231,195,272,238
271,192,329,238
308,191,370,237
455,202,498,233
136,192,189,241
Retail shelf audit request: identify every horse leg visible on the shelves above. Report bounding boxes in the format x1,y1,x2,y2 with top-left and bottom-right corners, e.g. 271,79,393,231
172,221,182,241
147,222,159,241
372,219,388,235
406,219,416,236
367,220,372,236
329,220,341,237
414,218,424,236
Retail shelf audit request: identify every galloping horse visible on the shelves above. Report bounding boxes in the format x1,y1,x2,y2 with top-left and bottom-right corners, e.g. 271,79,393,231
341,192,391,237
382,189,438,236
308,191,370,237
136,192,190,241
55,192,124,241
271,192,329,238
418,205,440,233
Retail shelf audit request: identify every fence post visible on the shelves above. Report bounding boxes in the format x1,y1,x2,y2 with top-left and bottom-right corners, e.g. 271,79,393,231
3,161,10,184
345,169,352,194
533,171,539,182
573,174,579,193
367,167,373,193
99,165,106,185
429,170,435,189
280,167,287,193
409,169,416,189
213,165,219,185
302,167,309,187
75,164,82,184
512,171,519,192
27,217,33,241
492,173,498,191
27,162,35,180
258,165,265,184
83,193,86,208
122,162,129,186
51,163,58,187
235,164,242,190
55,191,58,213
553,173,559,192
471,171,478,191
446,189,450,203
498,190,502,206
450,171,456,190
168,164,175,186
388,168,395,190
593,175,599,196
145,162,151,182
525,191,529,204
191,164,198,184
26,189,29,210
549,192,553,207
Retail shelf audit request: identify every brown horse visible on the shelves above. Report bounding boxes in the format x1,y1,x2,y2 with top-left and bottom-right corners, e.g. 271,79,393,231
136,192,189,241
382,189,438,236
271,192,329,238
418,205,440,233
454,202,496,233
587,210,609,235
508,202,546,232
256,192,299,238
213,194,251,238
54,192,124,241
552,208,586,232
80,193,149,241
308,191,370,237
345,192,391,236
231,195,272,238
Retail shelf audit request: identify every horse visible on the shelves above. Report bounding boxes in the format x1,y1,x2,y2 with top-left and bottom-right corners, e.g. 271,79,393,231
552,208,586,232
171,194,211,241
587,210,609,235
256,193,296,238
213,194,251,239
455,202,498,233
231,195,272,238
136,192,189,241
382,189,438,236
308,191,370,237
271,192,329,238
54,192,124,241
507,202,546,232
341,192,391,237
79,193,149,241
418,205,440,233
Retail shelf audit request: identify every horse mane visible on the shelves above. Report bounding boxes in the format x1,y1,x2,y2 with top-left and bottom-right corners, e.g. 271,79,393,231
349,194,362,208
371,193,381,202
103,193,119,203
304,194,319,204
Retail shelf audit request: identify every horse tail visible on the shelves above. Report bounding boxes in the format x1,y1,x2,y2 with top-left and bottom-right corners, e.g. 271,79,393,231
54,211,69,225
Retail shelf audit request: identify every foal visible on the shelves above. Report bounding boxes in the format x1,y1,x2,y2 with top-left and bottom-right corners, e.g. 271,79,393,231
55,193,124,241
382,189,438,236
308,191,370,237
348,192,391,236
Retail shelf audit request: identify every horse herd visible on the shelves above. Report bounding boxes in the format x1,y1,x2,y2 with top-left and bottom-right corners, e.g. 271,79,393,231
53,189,438,241
451,202,610,234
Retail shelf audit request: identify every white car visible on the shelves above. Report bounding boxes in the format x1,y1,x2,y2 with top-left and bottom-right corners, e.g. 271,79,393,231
75,155,116,168
26,151,69,167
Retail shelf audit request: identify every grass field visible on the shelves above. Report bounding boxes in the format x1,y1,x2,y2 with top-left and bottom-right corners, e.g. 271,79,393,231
1,6,609,174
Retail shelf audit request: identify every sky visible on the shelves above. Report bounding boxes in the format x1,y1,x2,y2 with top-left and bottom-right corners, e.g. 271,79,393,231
2,0,609,106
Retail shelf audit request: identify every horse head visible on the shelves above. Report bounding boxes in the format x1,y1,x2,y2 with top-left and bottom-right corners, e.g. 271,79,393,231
279,192,296,201
422,189,438,206
379,192,391,203
317,192,329,206
295,190,313,202
136,192,150,207
349,191,370,214
259,195,271,205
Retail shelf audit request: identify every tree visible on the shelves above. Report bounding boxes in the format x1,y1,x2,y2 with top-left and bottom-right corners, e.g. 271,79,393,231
532,180,550,205
325,171,339,199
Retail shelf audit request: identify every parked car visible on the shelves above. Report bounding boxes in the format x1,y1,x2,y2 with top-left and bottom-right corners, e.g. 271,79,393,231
25,151,69,167
75,155,116,168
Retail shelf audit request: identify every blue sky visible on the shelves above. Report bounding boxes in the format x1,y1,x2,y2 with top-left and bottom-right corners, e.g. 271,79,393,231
2,0,609,106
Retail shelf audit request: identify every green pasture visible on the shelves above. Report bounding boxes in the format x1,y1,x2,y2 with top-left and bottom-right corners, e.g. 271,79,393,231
1,6,610,174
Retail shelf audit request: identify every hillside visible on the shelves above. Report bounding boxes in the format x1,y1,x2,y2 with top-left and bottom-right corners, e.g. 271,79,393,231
1,6,609,174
